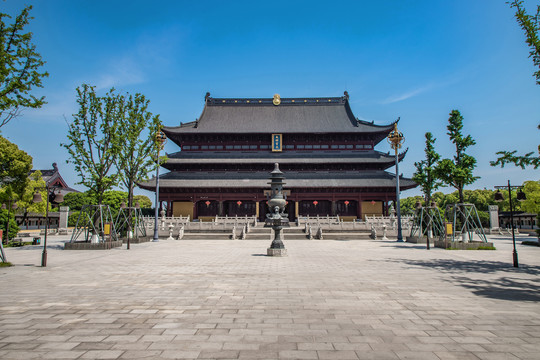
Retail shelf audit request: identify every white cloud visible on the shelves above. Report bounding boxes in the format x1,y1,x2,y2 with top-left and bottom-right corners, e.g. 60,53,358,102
94,57,146,91
381,84,433,104
93,25,183,91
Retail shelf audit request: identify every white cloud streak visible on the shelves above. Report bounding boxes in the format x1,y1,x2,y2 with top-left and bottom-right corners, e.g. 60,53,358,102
381,84,434,104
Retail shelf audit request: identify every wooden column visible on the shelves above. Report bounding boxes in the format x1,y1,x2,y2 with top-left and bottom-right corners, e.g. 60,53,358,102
218,201,224,217
193,201,198,220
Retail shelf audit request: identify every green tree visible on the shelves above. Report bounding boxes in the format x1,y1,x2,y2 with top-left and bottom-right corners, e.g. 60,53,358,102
12,170,48,227
0,6,48,129
102,190,128,212
116,93,161,208
62,191,97,211
399,195,423,216
412,132,441,205
436,110,479,204
62,84,122,205
133,195,152,209
0,208,18,240
520,180,540,214
491,0,540,169
0,136,32,195
462,189,496,211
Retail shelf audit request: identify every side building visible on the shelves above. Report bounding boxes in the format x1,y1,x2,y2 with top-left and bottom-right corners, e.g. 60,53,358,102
18,162,79,230
138,92,417,221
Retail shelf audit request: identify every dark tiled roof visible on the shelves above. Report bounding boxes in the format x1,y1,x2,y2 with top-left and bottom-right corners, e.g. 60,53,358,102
163,95,396,134
138,170,417,190
498,211,537,217
163,149,407,166
29,163,79,193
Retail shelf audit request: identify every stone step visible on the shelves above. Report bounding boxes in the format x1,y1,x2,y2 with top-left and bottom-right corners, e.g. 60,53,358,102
175,231,374,241
181,233,232,240
246,233,309,240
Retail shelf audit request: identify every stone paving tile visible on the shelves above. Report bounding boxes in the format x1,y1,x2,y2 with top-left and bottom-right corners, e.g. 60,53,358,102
118,350,163,359
510,353,540,360
473,353,521,360
74,342,115,350
297,342,334,350
34,341,80,350
42,350,87,359
1,342,40,350
434,351,482,360
355,350,400,359
238,349,279,359
259,341,297,351
160,350,200,359
333,342,371,351
198,350,240,359
278,350,318,359
79,349,125,359
1,236,540,360
393,350,441,359
317,349,359,359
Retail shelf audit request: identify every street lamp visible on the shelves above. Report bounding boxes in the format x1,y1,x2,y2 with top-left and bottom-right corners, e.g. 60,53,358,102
494,181,526,268
387,122,405,242
153,130,167,242
32,185,64,267
1,200,17,245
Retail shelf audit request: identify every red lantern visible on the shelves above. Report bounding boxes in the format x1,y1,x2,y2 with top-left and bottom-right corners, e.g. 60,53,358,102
205,200,211,207
237,201,242,206
313,201,318,206
344,200,349,206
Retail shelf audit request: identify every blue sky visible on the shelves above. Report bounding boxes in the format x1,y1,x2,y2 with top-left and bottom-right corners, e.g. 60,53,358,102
1,0,539,200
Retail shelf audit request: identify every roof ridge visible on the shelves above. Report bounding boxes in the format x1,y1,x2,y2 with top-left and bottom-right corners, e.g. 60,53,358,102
206,95,347,106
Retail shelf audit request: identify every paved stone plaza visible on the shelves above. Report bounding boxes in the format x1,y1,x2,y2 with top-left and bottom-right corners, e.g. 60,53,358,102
1,234,540,360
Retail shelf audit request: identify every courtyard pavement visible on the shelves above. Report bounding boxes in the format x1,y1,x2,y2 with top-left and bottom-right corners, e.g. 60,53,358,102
1,233,540,360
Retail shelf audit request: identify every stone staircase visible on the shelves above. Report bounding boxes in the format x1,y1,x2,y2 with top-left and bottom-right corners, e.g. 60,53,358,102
245,226,309,240
178,224,373,241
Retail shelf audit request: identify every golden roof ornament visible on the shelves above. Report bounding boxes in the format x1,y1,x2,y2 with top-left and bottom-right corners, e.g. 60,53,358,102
387,122,404,154
273,94,281,106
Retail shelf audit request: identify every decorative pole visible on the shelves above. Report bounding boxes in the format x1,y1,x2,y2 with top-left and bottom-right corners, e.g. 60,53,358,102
153,130,167,242
42,184,50,266
387,123,405,242
266,163,288,257
1,199,16,245
494,181,526,268
32,185,64,267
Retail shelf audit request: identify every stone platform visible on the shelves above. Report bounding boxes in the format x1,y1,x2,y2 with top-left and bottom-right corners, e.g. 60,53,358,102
434,240,495,250
267,247,287,257
64,240,123,250
1,233,540,360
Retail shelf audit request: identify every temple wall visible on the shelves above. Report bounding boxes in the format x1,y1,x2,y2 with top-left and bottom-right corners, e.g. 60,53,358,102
173,201,194,219
360,201,383,220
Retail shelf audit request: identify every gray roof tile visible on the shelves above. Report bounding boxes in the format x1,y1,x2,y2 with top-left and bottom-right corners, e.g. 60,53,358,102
138,170,417,190
163,96,396,134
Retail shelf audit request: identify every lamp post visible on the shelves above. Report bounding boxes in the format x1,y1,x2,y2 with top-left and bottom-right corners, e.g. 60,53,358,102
153,130,167,242
1,200,17,245
387,123,405,242
494,181,526,268
33,185,64,267
265,163,287,257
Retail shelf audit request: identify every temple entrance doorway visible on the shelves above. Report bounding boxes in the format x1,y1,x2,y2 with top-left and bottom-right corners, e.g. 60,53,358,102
299,200,331,217
225,200,256,217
